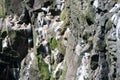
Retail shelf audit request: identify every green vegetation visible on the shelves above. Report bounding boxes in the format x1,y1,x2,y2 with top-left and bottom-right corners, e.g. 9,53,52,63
60,20,68,35
50,38,58,50
49,38,66,55
106,20,113,33
5,0,10,8
0,0,10,17
57,40,66,55
0,0,6,18
33,28,50,80
60,7,67,21
60,7,69,35
37,54,50,80
50,63,57,80
50,77,55,80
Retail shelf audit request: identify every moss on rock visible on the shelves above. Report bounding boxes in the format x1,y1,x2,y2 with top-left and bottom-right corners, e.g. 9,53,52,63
37,54,50,80
0,0,6,18
50,38,58,50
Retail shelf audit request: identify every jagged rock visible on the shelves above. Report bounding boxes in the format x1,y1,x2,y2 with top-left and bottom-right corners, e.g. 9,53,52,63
1,0,120,80
19,49,40,80
7,0,23,15
8,30,28,61
76,53,91,80
109,3,120,13
24,0,34,8
90,54,99,70
75,44,82,56
37,12,44,26
56,53,64,64
53,62,63,78
28,37,33,48
51,48,64,64
19,7,31,24
2,36,9,49
107,31,117,41
93,0,99,8
37,40,50,58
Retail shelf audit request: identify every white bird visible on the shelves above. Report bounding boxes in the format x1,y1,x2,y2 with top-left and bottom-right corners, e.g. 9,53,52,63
116,17,120,41
75,44,82,56
27,23,31,29
2,37,8,48
11,15,18,23
56,0,64,5
53,62,63,78
111,13,119,26
61,2,65,10
21,23,26,28
63,28,71,38
93,0,99,8
37,12,44,27
109,3,120,13
41,6,50,13
54,26,61,32
44,55,51,73
42,40,48,46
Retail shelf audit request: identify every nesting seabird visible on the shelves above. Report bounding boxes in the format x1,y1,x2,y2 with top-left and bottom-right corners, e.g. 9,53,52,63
93,0,99,8
109,3,120,13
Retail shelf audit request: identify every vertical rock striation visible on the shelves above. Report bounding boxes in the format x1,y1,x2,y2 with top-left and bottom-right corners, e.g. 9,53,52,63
1,0,120,80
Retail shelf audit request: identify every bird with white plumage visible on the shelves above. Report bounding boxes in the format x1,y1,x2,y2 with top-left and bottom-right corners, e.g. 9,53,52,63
109,3,120,13
41,6,50,14
111,12,120,26
93,0,99,8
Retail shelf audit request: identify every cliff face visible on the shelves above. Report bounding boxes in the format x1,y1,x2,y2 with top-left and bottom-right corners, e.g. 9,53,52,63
0,0,120,80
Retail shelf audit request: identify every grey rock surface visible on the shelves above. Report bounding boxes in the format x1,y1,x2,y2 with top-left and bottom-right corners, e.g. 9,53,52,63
1,0,120,80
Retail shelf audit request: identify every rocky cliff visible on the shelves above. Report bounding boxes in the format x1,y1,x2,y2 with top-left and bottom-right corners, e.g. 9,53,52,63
0,0,120,80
